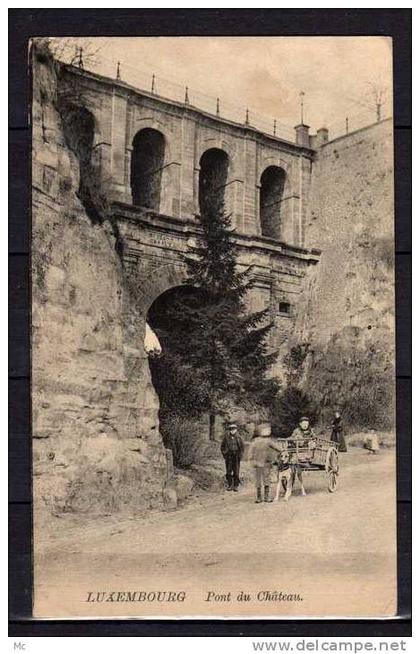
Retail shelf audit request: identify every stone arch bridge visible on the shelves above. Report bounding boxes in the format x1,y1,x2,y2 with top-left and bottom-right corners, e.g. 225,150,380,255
60,65,322,369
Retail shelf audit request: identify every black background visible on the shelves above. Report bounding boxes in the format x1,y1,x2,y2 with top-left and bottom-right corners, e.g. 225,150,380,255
9,8,412,638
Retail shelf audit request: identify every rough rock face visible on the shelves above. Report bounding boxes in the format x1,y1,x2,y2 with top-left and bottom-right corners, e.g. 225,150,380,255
32,45,168,516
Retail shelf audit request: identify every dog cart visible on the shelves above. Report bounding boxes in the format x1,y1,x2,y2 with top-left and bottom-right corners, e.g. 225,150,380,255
280,436,339,493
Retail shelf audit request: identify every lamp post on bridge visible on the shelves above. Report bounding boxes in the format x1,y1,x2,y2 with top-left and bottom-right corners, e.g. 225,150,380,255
299,91,305,124
76,46,84,70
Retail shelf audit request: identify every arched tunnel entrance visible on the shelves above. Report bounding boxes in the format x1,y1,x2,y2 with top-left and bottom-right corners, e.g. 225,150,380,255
131,128,166,210
199,148,229,215
146,285,212,467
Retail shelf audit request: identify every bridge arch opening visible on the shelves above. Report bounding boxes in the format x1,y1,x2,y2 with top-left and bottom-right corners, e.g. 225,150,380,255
131,128,166,210
259,165,286,239
146,285,211,465
199,148,229,215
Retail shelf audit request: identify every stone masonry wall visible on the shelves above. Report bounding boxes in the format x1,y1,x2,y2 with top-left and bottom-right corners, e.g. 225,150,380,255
32,45,170,518
295,119,394,345
292,119,394,427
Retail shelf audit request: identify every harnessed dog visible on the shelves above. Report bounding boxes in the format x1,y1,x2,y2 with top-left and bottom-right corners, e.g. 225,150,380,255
273,449,306,502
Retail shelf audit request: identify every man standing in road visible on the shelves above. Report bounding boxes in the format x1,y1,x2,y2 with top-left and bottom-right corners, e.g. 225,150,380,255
220,421,244,492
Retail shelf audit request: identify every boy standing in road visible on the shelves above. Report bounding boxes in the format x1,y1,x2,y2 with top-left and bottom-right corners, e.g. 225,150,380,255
248,422,284,503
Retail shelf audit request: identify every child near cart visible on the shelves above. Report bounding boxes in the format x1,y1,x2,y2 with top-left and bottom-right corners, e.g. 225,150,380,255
364,428,380,455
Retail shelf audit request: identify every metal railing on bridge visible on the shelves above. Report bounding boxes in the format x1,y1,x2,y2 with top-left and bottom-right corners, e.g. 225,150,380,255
59,44,392,147
326,108,392,142
59,48,299,143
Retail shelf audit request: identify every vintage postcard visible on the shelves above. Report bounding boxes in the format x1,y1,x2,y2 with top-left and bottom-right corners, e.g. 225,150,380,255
31,36,395,618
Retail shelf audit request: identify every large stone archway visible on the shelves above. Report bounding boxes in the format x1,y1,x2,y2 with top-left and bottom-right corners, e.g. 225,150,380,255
127,260,188,317
118,260,190,442
145,283,216,467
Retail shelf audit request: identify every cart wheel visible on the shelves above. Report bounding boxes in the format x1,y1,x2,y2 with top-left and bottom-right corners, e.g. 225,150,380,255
326,447,339,493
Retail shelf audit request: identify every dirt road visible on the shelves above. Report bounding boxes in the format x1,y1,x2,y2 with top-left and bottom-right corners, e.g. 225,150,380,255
34,448,397,619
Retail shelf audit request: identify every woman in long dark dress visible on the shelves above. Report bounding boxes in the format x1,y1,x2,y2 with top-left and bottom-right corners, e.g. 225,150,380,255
331,411,347,452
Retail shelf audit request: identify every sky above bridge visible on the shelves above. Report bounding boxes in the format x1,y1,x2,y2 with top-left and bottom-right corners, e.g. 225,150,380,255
57,36,392,135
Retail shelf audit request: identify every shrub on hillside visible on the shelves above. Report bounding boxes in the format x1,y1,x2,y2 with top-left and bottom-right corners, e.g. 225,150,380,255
304,334,394,430
160,414,215,469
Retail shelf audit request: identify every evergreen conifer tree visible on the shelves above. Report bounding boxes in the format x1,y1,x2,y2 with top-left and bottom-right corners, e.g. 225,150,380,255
152,198,279,440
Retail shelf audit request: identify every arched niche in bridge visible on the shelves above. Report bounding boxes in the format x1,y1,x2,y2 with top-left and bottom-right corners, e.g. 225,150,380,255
259,165,286,240
198,148,229,216
131,128,166,210
59,103,103,223
61,104,95,172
